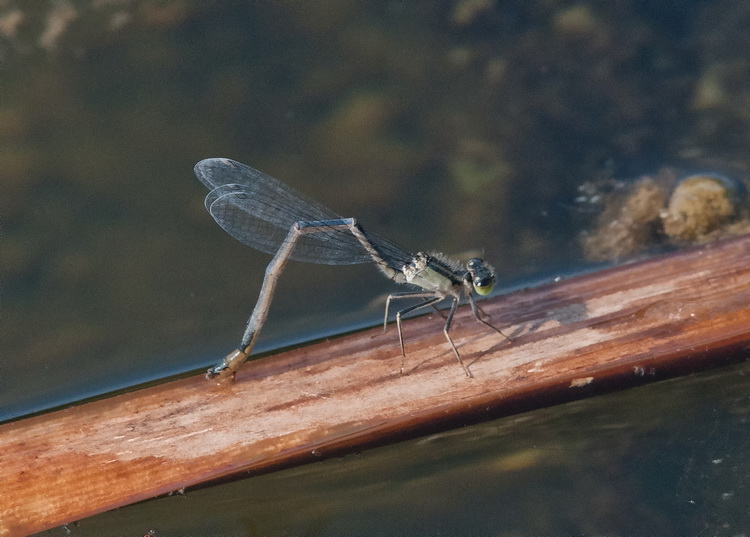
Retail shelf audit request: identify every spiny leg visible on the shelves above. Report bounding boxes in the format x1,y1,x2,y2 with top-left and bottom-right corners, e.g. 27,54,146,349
441,297,473,378
384,291,441,332
390,294,443,373
468,293,512,342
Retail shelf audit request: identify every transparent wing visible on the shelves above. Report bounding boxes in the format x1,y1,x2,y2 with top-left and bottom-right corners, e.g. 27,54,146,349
195,158,414,266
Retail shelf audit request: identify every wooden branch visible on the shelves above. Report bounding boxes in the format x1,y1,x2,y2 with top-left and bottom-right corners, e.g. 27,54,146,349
3,235,750,536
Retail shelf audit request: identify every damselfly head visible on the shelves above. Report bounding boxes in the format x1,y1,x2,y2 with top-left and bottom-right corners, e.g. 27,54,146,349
466,257,495,296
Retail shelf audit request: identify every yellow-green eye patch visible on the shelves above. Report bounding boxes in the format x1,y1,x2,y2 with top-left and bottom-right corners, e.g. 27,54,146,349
473,279,495,295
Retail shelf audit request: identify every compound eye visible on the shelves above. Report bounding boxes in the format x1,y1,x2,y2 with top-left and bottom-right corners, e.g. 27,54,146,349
467,258,483,270
473,276,495,296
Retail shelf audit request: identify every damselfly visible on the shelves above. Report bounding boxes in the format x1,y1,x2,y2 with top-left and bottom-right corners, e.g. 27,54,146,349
195,158,510,380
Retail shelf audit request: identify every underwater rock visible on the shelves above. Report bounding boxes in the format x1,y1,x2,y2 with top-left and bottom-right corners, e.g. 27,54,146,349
581,168,749,261
662,173,744,242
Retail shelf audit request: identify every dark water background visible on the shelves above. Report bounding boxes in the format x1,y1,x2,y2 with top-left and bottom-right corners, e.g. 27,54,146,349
2,0,750,533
